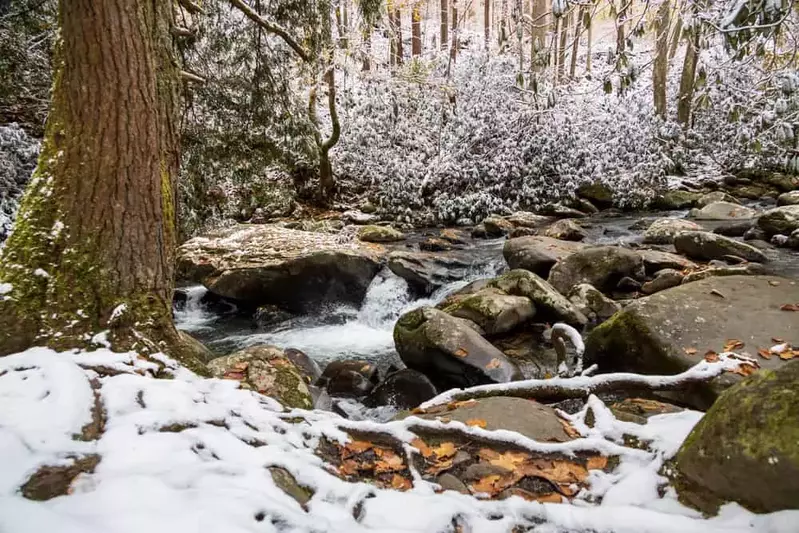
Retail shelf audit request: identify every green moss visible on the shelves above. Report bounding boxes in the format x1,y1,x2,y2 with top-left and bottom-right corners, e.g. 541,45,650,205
272,365,313,410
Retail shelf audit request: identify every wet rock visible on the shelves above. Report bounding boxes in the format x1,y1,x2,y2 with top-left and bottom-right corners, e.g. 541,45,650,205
540,204,588,219
342,210,380,225
762,172,799,193
788,228,799,249
690,202,757,221
696,191,740,208
712,220,754,237
770,234,789,247
544,219,586,241
641,269,683,294
681,263,765,284
387,251,473,295
585,275,799,409
394,307,522,391
609,398,683,424
269,467,313,506
673,231,768,263
653,190,701,210
319,360,379,398
470,224,488,239
508,227,538,238
676,360,799,514
443,287,535,335
254,304,294,328
757,205,799,236
420,237,454,252
503,236,586,278
319,360,378,386
483,216,514,237
548,246,645,295
436,473,470,494
208,345,313,409
777,191,799,206
177,224,383,312
642,218,702,245
489,269,588,327
364,369,437,409
616,276,642,292
568,283,621,322
729,184,775,200
492,330,560,378
505,212,555,228
637,249,697,275
436,279,493,310
439,228,469,244
577,181,614,207
743,226,767,241
357,225,405,243
283,348,322,384
570,198,599,215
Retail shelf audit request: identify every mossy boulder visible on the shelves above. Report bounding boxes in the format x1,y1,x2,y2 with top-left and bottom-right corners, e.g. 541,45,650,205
393,306,522,391
584,276,799,409
503,236,586,278
757,205,799,236
387,251,474,295
577,181,614,207
548,246,645,295
761,172,799,193
653,190,701,210
568,283,621,322
489,269,587,327
673,231,768,263
777,191,799,206
675,360,799,513
443,287,535,335
208,345,313,410
357,225,405,243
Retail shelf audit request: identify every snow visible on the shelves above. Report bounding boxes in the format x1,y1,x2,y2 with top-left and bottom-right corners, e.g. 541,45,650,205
0,282,12,295
0,347,796,532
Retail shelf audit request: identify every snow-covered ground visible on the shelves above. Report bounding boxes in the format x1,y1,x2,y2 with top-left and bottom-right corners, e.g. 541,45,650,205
1,347,797,532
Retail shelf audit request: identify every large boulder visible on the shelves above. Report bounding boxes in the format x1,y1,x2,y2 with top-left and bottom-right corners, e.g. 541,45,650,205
489,269,588,327
642,218,702,245
585,276,799,409
690,202,757,221
637,249,697,274
673,231,768,263
504,212,555,229
208,345,313,409
757,205,799,236
363,369,438,409
394,307,523,391
548,246,645,295
177,224,383,312
357,225,405,243
387,251,474,295
777,191,799,206
442,287,535,335
676,360,799,514
482,216,514,237
503,236,586,278
695,191,740,208
544,219,586,241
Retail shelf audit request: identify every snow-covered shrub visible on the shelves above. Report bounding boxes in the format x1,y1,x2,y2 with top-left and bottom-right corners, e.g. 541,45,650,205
0,124,39,242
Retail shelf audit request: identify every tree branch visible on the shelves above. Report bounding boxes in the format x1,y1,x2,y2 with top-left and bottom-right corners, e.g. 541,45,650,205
228,0,312,63
180,70,206,83
178,0,206,15
321,68,341,152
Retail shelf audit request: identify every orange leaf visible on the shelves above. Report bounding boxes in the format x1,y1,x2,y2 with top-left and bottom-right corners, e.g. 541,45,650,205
586,456,608,470
723,339,745,351
374,448,405,473
450,399,478,409
757,348,772,360
558,418,582,439
470,475,502,495
488,450,531,472
390,474,412,491
534,492,564,503
684,347,698,355
466,418,487,429
704,351,720,363
341,440,374,458
485,358,501,370
431,442,457,459
779,350,796,361
411,437,432,458
453,348,469,358
339,460,361,476
779,303,799,312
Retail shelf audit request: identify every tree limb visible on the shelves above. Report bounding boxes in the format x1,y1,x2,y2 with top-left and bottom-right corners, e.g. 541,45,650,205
178,0,205,15
228,0,312,63
180,70,206,83
321,68,341,153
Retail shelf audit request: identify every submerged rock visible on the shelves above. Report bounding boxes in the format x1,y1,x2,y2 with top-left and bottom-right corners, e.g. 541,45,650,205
642,218,702,245
584,275,799,409
208,345,313,409
676,360,799,514
673,231,768,263
548,246,645,295
394,307,522,391
177,224,383,312
503,236,586,278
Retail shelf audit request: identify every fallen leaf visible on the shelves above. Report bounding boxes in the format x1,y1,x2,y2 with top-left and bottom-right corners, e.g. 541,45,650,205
779,351,796,361
780,303,799,312
757,348,772,360
338,460,361,476
586,456,608,470
558,418,582,439
477,448,500,461
410,407,426,415
374,449,405,473
705,351,720,363
449,399,478,409
485,358,502,370
724,339,745,351
454,348,469,358
341,440,374,459
732,364,757,377
488,451,531,472
470,475,502,495
684,347,698,355
431,442,457,459
466,418,487,428
424,457,454,475
410,438,432,458
390,474,412,491
533,492,564,503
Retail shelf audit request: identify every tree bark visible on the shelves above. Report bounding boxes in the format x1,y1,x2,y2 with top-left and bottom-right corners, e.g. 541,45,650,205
450,0,458,64
412,2,422,56
530,0,547,73
484,0,490,51
440,0,448,50
557,10,569,83
569,6,584,79
396,8,404,64
668,12,683,60
586,6,593,73
653,0,671,117
613,0,626,56
677,23,700,126
0,0,205,372
552,16,561,84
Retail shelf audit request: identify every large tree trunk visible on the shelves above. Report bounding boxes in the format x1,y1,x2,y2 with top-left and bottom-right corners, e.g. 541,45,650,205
653,0,670,117
0,0,205,371
668,12,683,60
530,0,547,73
440,0,448,50
412,2,422,56
677,24,700,126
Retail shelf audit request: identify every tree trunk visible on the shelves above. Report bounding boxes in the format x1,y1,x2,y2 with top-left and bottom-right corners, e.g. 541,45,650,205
614,0,626,56
396,8,404,64
450,1,458,64
653,0,670,117
0,0,204,371
586,6,593,73
569,6,584,79
335,0,348,48
668,13,683,60
677,24,700,126
388,4,397,65
499,0,508,48
440,0,448,50
558,10,569,82
531,0,547,72
362,25,372,70
552,16,561,84
412,2,422,56
484,0,490,51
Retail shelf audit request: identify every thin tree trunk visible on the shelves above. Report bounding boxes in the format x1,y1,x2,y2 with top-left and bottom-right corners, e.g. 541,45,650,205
388,3,397,65
552,16,561,84
396,8,404,64
500,0,508,48
653,0,671,117
484,0,490,51
412,2,422,56
441,0,449,50
335,0,348,48
586,6,593,73
531,0,547,73
516,0,524,83
669,13,683,60
569,6,584,79
677,24,700,126
0,0,204,371
613,0,626,56
362,25,372,70
450,0,458,64
558,10,569,82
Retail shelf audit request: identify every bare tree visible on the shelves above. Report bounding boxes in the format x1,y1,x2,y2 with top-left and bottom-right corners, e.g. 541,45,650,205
653,0,671,117
441,0,449,49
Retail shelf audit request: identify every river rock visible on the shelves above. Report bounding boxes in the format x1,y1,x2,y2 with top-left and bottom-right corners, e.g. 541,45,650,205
568,283,621,322
696,191,740,208
762,172,799,192
503,236,586,277
642,218,702,245
653,190,700,210
439,228,469,245
394,307,523,391
539,204,587,219
544,219,586,241
442,287,535,335
584,275,799,409
789,228,799,249
363,369,437,409
548,246,645,295
673,231,768,263
283,348,322,384
757,205,799,235
777,191,799,206
729,184,775,200
712,220,754,237
680,263,765,284
577,181,614,207
690,202,757,221
254,304,294,328
342,210,380,225
508,227,538,238
318,360,379,398
357,225,405,243
420,237,454,252
176,224,383,312
483,216,514,237
505,212,555,228
387,251,473,295
641,269,683,294
489,269,588,327
208,345,313,409
637,249,697,274
676,360,799,514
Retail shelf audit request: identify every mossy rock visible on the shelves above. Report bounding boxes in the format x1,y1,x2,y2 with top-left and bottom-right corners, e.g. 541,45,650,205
652,190,701,210
577,181,614,207
489,269,587,327
443,287,535,335
357,225,405,243
208,345,313,409
547,246,644,296
757,205,799,236
676,360,799,513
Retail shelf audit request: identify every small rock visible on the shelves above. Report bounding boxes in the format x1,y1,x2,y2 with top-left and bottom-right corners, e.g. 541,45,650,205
616,276,642,292
462,462,511,481
443,287,535,335
419,238,453,252
653,190,701,210
568,283,621,321
696,191,741,208
673,231,768,263
503,236,586,278
770,234,789,247
641,269,684,294
483,216,514,237
690,202,757,221
539,204,587,219
777,191,799,206
326,370,374,398
642,218,702,245
504,212,555,228
283,348,322,384
439,228,469,245
743,227,767,241
638,249,697,275
489,269,588,327
388,251,474,295
254,304,294,328
544,219,586,241
269,467,313,506
508,227,538,238
471,224,488,239
788,228,799,249
436,473,470,494
712,220,754,237
757,205,799,236
364,369,437,409
358,225,405,243
342,210,380,225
